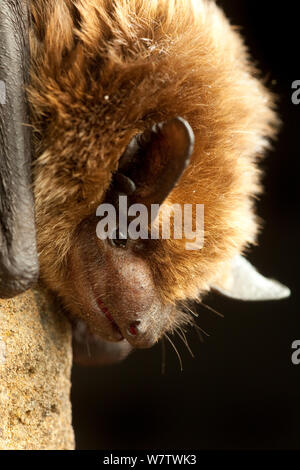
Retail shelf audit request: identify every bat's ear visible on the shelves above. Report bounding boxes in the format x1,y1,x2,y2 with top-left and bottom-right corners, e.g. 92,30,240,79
212,256,290,301
0,2,39,298
116,117,194,207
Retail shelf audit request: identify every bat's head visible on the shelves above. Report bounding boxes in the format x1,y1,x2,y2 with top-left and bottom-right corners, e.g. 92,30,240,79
62,115,290,353
67,117,195,348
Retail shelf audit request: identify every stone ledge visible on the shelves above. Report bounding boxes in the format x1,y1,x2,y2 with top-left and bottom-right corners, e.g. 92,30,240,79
0,287,74,450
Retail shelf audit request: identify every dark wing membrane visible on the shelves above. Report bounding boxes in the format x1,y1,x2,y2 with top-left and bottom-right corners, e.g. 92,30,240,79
0,1,39,298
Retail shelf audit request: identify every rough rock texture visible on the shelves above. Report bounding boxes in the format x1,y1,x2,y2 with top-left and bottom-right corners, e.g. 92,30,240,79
0,287,75,450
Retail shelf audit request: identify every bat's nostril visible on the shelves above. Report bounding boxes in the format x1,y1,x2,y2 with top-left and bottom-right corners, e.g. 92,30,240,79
128,321,141,336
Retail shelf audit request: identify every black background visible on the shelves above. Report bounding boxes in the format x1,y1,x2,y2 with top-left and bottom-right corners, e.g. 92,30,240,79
71,0,300,450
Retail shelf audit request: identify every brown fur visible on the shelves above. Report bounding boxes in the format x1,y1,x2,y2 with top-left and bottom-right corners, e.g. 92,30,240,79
28,0,277,332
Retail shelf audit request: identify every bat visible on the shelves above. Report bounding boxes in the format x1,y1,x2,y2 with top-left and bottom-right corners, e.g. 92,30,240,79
0,0,290,365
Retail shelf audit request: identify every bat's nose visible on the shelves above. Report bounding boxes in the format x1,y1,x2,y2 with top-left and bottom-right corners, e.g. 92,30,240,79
121,320,158,349
128,321,141,337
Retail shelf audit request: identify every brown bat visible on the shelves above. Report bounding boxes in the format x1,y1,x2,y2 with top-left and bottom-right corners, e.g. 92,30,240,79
0,0,290,365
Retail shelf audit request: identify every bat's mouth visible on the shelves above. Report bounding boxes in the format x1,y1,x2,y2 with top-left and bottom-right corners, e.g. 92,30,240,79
79,270,125,342
96,297,123,339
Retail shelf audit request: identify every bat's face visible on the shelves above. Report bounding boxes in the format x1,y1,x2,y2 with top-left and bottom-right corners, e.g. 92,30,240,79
62,118,194,349
69,216,175,348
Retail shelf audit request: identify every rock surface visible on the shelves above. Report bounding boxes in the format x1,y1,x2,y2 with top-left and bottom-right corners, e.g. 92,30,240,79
0,288,74,450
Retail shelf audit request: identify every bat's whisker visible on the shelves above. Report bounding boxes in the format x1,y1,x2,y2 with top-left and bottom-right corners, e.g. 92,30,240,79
164,333,183,372
182,302,199,318
194,326,204,344
199,301,224,319
161,336,166,375
177,327,194,358
193,321,210,338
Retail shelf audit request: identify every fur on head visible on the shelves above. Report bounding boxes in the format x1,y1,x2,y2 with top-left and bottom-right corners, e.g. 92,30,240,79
28,0,279,346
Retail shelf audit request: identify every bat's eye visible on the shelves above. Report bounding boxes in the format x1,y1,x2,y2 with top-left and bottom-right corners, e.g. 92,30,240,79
112,237,128,249
110,228,128,249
